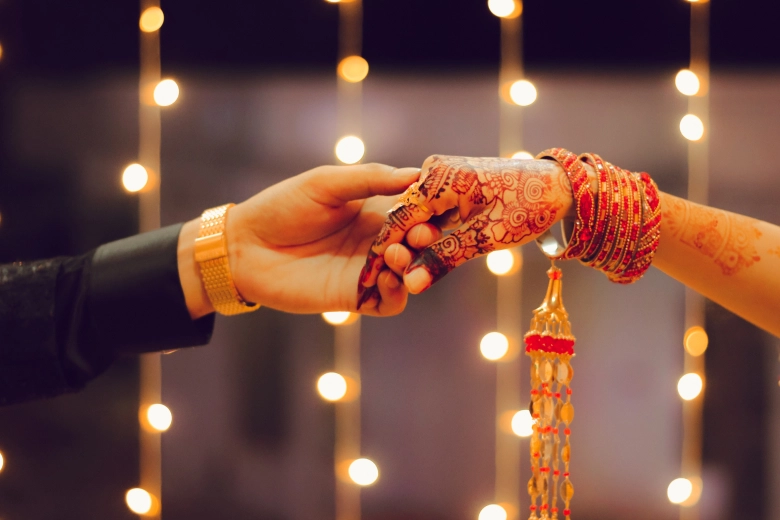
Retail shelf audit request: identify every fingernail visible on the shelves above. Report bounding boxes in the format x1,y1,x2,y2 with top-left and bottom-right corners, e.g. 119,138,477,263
385,271,401,290
356,285,376,310
405,268,431,294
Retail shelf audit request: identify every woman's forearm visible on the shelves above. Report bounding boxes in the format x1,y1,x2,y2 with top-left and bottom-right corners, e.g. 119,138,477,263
653,193,780,337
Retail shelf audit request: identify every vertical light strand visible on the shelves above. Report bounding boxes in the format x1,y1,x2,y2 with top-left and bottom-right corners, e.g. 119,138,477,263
484,2,528,519
328,2,368,519
674,1,710,517
134,1,164,518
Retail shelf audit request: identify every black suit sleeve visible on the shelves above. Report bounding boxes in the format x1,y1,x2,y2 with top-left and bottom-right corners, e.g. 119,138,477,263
0,224,215,405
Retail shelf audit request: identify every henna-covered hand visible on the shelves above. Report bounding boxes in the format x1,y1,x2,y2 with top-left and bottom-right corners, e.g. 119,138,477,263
356,155,574,306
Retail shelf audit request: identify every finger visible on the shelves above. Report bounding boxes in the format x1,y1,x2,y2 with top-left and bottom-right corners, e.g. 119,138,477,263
384,243,413,277
403,212,494,294
304,164,421,205
405,223,443,250
357,203,432,295
373,270,407,316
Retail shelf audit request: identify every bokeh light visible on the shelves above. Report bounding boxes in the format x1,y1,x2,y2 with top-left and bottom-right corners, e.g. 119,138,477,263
122,164,149,193
139,7,164,33
480,332,509,361
675,69,700,96
511,410,535,437
348,458,379,486
680,114,704,141
317,372,348,402
322,312,354,325
511,151,534,160
486,250,515,275
667,478,693,504
126,488,154,515
153,79,179,107
0,43,4,61
146,404,172,432
0,451,5,472
335,136,365,164
487,0,521,18
338,56,369,83
479,504,508,520
509,79,537,106
677,373,703,401
684,326,709,356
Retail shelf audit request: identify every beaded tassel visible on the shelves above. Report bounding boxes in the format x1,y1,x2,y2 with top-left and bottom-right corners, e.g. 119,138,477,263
525,264,575,520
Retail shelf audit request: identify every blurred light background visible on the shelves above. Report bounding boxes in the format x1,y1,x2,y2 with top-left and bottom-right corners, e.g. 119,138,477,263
0,1,779,519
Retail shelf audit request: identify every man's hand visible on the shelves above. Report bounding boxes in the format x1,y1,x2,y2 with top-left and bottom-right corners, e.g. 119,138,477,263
178,163,446,318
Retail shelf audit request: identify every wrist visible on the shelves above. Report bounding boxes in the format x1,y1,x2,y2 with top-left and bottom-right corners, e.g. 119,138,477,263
178,218,215,319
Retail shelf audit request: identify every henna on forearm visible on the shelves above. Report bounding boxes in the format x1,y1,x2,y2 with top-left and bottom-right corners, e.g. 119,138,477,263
662,194,762,276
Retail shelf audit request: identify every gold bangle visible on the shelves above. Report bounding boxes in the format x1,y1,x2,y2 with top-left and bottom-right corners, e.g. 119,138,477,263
194,204,260,316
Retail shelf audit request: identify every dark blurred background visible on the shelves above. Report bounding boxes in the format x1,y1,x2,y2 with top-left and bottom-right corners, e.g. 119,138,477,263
1,1,779,519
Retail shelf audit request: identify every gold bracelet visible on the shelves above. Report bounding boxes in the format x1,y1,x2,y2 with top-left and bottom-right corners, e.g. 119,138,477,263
194,204,260,316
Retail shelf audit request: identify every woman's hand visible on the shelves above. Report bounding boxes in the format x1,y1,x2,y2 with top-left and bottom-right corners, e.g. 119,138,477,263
357,155,575,305
179,163,444,318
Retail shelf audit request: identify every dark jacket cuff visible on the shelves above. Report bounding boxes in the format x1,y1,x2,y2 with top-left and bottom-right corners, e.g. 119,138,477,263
87,224,215,355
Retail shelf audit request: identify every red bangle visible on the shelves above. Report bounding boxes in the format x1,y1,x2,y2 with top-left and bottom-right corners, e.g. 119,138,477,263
534,148,596,260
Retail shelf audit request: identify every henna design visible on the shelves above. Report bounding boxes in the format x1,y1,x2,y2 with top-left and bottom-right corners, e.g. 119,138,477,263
768,246,780,258
663,195,761,276
359,155,567,298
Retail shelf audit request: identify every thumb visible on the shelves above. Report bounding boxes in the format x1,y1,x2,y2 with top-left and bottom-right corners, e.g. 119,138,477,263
305,163,421,205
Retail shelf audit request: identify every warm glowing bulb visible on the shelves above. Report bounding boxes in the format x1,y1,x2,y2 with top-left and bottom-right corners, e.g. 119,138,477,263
139,7,165,33
511,410,535,437
680,114,704,141
322,312,352,325
126,488,154,515
487,250,515,275
0,43,4,61
677,373,703,400
349,458,379,486
122,164,149,193
487,0,521,18
154,79,179,106
509,80,537,106
479,504,508,520
512,151,534,160
684,326,709,356
338,56,369,83
675,69,700,96
667,478,693,504
0,451,5,472
317,372,348,402
480,332,509,361
335,136,365,164
146,404,172,432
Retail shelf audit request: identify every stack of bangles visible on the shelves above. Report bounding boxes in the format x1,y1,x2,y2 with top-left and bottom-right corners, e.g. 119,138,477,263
534,148,662,284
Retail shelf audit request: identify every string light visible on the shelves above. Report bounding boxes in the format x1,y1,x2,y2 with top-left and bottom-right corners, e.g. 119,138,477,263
677,373,704,401
348,458,379,486
479,504,508,520
335,136,365,164
322,312,356,325
486,250,515,276
511,150,534,160
146,404,172,432
480,332,509,361
153,79,179,107
675,69,700,96
487,0,521,19
0,43,4,62
510,410,535,437
139,7,164,33
122,163,149,193
125,488,157,515
667,478,693,504
338,56,369,83
508,79,537,106
684,326,709,356
317,372,348,402
0,451,5,472
680,114,704,141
